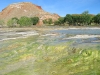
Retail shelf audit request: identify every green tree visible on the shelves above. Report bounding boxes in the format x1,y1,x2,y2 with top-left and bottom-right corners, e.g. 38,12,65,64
79,15,85,25
43,19,48,24
93,14,100,25
72,14,80,25
82,11,89,15
54,20,59,25
18,16,32,27
64,14,73,25
7,19,15,27
81,11,92,25
58,17,65,24
43,18,53,25
12,17,19,23
31,17,39,25
7,17,19,27
48,18,53,24
54,17,65,25
12,17,19,26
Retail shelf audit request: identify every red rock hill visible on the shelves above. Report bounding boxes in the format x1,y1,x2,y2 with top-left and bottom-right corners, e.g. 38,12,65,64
0,2,60,25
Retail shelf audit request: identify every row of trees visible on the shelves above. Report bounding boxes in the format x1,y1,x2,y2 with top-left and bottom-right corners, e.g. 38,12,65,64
0,17,54,27
55,11,100,26
7,17,55,27
0,11,100,27
7,16,39,27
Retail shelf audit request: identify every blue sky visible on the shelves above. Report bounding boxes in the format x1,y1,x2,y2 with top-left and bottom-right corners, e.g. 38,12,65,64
0,0,100,16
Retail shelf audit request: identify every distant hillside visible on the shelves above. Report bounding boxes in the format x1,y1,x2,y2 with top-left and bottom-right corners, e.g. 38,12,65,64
0,2,60,25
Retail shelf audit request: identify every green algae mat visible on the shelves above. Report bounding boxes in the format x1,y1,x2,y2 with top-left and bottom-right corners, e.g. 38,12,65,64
0,34,100,75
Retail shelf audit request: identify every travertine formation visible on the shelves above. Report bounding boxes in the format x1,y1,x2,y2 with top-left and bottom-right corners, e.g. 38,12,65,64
0,2,60,25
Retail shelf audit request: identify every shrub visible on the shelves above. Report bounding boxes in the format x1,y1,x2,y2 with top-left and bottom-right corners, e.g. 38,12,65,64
43,18,53,25
7,19,14,27
18,16,32,27
31,17,39,25
7,17,19,27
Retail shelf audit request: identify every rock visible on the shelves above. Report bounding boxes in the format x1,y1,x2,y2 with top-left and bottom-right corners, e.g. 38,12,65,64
0,2,60,26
